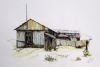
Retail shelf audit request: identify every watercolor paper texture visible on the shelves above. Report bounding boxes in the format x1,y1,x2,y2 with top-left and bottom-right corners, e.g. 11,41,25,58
0,0,100,67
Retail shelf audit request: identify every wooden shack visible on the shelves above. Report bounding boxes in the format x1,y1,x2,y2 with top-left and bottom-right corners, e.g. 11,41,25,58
15,19,56,50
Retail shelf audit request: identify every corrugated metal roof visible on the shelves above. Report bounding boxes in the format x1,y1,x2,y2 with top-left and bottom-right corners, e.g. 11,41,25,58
58,34,68,37
53,29,80,33
45,33,56,38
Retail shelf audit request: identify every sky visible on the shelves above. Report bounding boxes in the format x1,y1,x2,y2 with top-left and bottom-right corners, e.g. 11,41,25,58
0,0,100,67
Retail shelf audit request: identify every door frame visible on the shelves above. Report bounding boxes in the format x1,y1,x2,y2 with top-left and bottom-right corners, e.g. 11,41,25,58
25,31,33,47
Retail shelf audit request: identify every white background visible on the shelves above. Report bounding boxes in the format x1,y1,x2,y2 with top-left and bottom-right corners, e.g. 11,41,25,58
0,0,100,67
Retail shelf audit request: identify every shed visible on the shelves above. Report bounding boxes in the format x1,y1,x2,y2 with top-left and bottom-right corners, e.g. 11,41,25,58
53,29,80,46
15,19,56,50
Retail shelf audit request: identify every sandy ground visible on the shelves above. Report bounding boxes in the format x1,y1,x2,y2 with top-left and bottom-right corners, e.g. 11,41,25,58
0,40,96,67
0,39,96,67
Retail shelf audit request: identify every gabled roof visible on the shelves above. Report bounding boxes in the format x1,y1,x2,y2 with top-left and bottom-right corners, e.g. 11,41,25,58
15,19,48,31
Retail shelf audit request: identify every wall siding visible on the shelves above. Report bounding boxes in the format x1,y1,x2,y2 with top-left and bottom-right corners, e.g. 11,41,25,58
16,19,46,30
17,31,25,41
33,31,45,45
17,41,25,47
56,39,86,47
28,20,45,30
17,31,25,47
76,40,86,47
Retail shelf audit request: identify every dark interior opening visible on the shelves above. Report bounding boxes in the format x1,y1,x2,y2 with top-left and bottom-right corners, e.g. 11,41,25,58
25,31,33,47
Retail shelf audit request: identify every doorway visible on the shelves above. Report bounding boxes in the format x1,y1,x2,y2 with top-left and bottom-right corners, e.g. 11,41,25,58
25,31,33,47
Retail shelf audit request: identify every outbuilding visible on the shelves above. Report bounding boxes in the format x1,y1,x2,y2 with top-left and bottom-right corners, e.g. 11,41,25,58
15,19,56,50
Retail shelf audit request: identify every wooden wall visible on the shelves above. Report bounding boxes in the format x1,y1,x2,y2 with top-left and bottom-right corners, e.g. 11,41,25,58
16,19,48,31
33,31,45,46
16,31,25,47
56,39,87,47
